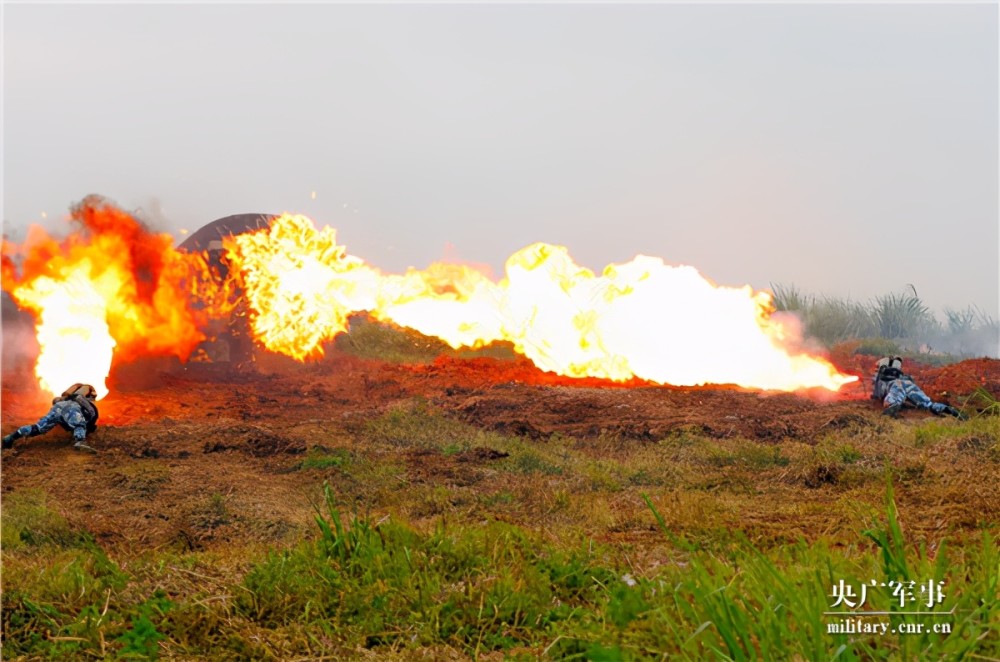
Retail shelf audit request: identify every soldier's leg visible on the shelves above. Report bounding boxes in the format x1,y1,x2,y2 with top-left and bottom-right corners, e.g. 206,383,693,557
882,381,906,417
903,383,949,414
910,390,964,417
23,410,62,437
2,409,61,448
0,428,27,448
61,407,94,451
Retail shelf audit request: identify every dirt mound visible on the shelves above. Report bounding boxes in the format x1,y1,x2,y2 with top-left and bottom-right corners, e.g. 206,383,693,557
915,358,1000,399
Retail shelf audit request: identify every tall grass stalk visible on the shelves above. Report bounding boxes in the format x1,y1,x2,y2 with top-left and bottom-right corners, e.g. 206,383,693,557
770,283,997,356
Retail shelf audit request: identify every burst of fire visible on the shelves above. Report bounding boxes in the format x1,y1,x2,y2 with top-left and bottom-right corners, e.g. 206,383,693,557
2,203,856,394
1,197,215,399
221,214,856,391
223,214,380,361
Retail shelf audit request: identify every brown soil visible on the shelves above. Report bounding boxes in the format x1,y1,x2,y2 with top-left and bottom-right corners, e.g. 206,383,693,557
2,350,997,551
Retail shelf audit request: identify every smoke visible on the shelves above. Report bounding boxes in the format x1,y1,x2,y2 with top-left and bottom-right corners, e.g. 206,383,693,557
133,196,174,234
927,325,1000,359
1,295,41,387
769,310,828,356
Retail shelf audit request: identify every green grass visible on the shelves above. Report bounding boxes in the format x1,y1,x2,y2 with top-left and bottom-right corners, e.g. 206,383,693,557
360,398,520,454
362,399,478,450
1,489,92,551
640,482,998,660
296,446,352,470
870,289,936,340
4,401,998,658
968,387,1000,417
4,479,996,659
703,439,791,470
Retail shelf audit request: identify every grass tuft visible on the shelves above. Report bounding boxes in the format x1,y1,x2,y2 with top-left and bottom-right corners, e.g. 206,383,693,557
769,283,997,356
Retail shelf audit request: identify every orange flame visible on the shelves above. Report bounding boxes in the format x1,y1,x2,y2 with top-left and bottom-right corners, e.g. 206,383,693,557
222,214,856,391
2,197,213,398
222,214,380,361
3,204,856,394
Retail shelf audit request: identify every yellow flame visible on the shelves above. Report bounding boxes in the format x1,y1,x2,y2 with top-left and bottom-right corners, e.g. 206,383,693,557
11,264,116,399
224,214,856,391
375,264,505,349
224,214,379,360
3,200,215,400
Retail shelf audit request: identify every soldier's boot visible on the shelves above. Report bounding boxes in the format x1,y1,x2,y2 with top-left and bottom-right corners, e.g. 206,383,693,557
882,404,903,418
944,405,968,420
72,430,95,453
2,427,27,449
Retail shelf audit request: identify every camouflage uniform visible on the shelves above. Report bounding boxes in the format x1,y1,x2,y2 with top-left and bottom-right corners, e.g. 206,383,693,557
881,377,951,415
2,384,100,450
15,399,93,442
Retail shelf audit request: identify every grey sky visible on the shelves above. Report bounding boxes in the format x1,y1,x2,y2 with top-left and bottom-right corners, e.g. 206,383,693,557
4,3,998,319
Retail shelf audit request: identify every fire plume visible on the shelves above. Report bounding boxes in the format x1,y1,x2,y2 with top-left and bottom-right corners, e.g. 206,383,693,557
221,214,856,391
223,214,380,361
2,197,213,398
3,203,856,394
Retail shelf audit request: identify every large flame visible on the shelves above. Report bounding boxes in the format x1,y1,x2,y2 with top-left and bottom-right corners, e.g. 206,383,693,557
2,197,215,399
2,204,856,394
223,214,380,361
222,214,856,391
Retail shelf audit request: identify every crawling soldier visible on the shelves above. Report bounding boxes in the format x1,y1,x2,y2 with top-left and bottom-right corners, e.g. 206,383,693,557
871,357,964,419
2,383,100,452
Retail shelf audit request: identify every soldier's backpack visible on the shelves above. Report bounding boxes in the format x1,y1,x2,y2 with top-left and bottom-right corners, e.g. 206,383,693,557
58,383,100,431
871,356,904,401
61,383,97,400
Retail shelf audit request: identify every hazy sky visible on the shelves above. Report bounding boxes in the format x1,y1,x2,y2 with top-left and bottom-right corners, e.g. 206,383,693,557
3,3,998,318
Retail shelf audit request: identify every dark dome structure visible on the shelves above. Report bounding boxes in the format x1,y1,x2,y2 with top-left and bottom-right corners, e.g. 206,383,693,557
178,213,277,253
177,213,277,367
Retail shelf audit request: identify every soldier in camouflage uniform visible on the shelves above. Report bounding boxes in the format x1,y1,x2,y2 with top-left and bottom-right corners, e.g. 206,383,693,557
871,357,965,419
2,383,100,452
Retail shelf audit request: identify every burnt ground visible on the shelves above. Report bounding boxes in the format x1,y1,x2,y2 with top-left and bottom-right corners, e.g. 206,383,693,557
1,348,999,553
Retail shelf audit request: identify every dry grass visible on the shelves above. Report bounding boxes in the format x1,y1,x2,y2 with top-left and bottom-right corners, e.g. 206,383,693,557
3,391,998,658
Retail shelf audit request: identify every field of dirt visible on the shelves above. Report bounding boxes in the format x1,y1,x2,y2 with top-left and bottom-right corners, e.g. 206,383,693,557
2,345,998,552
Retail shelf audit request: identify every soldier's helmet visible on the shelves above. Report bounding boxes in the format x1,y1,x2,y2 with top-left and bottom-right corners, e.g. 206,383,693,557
876,356,903,371
61,383,98,401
